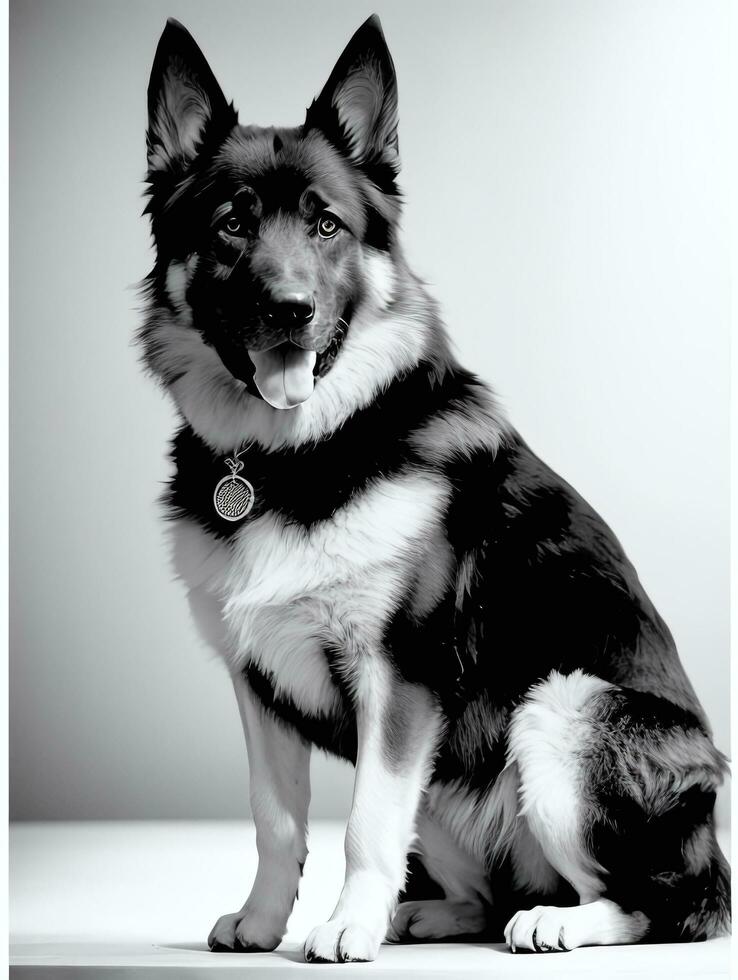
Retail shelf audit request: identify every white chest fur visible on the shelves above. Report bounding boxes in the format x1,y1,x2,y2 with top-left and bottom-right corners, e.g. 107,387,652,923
171,469,451,715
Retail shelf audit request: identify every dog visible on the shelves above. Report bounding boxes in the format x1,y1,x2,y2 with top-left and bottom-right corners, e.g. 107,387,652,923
140,15,730,962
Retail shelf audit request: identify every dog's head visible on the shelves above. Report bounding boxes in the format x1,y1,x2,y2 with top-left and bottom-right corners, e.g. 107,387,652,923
142,16,443,447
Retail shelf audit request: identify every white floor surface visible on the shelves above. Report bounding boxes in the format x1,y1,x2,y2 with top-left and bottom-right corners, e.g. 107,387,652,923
10,820,731,978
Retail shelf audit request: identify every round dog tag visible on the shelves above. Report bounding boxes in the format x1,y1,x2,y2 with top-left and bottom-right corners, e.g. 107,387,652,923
214,474,254,522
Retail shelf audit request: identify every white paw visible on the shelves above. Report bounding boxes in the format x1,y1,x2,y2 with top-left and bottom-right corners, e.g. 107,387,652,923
387,900,486,942
304,920,381,963
208,906,284,953
504,905,576,953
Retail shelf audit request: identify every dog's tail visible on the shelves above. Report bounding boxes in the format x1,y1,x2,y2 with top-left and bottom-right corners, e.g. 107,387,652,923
677,823,731,941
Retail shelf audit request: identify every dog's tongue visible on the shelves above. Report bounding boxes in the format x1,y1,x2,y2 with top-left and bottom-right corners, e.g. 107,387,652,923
248,346,317,410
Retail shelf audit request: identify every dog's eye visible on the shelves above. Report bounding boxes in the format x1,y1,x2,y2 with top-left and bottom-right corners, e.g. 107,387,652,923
224,216,243,235
317,213,341,239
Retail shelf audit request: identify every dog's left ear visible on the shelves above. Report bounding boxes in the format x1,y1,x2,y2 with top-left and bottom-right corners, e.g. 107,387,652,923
147,19,237,178
305,15,399,178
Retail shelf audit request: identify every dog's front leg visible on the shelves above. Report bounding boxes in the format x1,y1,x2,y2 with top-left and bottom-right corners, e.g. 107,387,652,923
303,658,442,963
209,673,310,952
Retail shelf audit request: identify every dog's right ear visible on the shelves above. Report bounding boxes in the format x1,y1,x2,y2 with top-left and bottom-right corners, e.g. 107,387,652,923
146,19,236,178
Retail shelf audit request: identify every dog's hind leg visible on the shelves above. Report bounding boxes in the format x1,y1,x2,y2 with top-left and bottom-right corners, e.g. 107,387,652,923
504,670,730,952
504,898,648,952
388,899,488,942
387,813,492,942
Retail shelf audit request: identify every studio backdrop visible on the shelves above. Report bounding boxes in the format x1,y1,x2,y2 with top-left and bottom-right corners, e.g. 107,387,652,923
10,0,730,823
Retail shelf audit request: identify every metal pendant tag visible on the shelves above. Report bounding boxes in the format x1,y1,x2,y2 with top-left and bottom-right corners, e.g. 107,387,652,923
214,456,254,522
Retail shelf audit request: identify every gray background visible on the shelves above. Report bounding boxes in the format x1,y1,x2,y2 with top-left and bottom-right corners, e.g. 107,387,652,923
10,0,730,822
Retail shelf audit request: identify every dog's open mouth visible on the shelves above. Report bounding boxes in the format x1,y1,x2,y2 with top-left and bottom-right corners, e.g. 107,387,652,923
205,314,350,410
248,343,317,410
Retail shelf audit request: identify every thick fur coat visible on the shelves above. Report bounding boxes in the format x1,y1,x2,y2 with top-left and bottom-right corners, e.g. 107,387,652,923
140,15,730,962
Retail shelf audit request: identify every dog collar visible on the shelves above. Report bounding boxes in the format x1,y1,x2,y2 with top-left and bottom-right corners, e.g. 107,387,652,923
213,446,255,522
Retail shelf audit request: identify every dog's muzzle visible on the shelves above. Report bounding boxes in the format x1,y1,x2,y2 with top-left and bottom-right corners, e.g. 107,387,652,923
203,297,352,409
246,306,352,410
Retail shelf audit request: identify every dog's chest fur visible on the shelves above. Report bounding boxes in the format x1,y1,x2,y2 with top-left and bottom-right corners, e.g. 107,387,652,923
171,465,451,717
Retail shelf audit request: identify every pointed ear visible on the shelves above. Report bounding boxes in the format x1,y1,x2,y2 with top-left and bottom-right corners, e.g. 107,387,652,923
147,19,236,177
305,15,399,179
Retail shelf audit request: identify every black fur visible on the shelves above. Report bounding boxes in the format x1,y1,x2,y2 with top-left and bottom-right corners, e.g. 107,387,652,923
166,356,712,756
165,362,468,538
582,687,729,941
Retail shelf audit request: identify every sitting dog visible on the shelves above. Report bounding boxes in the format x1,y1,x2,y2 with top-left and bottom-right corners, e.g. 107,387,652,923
140,14,730,962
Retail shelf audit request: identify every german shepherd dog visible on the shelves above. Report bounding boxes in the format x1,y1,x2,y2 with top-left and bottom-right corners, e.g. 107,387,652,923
141,15,730,962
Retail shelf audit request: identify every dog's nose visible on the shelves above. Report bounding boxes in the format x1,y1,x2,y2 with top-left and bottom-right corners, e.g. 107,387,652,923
263,293,315,326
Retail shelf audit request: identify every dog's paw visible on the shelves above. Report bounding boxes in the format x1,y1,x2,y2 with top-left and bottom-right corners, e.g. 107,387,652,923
387,899,486,942
208,908,284,953
304,920,381,963
504,905,574,953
